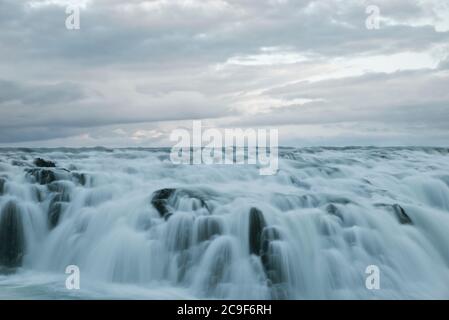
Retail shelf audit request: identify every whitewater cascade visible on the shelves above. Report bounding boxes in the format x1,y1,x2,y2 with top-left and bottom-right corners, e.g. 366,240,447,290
1,147,449,299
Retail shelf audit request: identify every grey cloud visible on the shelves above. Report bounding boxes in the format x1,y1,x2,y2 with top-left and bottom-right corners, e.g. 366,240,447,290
0,0,448,145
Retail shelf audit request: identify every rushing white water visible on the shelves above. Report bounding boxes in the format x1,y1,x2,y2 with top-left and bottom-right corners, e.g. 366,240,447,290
1,147,449,299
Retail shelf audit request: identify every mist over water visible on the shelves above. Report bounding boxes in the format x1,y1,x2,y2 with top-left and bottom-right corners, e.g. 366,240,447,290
1,147,449,299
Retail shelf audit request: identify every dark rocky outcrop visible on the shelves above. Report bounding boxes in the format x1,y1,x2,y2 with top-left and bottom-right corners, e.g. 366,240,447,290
33,158,56,168
150,188,209,220
259,226,289,299
47,182,71,202
25,167,84,187
0,200,25,268
166,214,195,251
247,207,288,295
48,196,68,228
47,182,72,228
195,216,222,242
248,207,266,255
72,172,86,186
392,204,413,225
375,203,413,225
326,204,343,220
0,177,6,195
11,160,30,167
151,188,176,219
25,168,57,185
202,237,234,294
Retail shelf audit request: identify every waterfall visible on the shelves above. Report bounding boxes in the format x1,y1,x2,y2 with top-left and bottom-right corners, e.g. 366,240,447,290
1,147,449,299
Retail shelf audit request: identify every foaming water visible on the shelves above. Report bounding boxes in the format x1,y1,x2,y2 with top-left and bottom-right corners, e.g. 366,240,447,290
0,147,449,299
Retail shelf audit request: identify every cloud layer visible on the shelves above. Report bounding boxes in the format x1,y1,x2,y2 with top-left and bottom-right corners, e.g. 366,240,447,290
1,0,448,146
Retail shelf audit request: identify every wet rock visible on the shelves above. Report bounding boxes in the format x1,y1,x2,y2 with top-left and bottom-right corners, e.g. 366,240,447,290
11,160,29,167
48,201,63,228
375,203,413,225
0,200,25,268
25,168,57,185
0,266,17,275
47,182,71,202
150,188,209,220
326,204,343,220
30,185,44,202
72,172,86,186
202,237,234,294
47,183,72,228
0,177,6,195
25,168,77,186
325,203,356,227
259,227,289,299
260,227,281,262
248,207,266,255
195,216,222,242
48,199,67,228
151,188,176,219
289,176,310,189
392,204,413,225
166,214,195,251
33,158,56,168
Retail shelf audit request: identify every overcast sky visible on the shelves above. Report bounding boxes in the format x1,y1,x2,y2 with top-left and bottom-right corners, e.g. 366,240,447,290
0,0,448,147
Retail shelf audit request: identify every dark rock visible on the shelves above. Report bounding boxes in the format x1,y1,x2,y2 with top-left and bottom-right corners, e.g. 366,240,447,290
0,177,6,195
375,203,413,225
248,207,266,255
0,200,25,268
150,188,209,220
166,214,195,251
325,203,357,227
392,204,413,225
25,168,57,185
11,160,30,167
259,226,289,299
0,266,17,275
72,172,86,186
48,200,67,228
47,182,71,202
196,216,222,242
30,185,44,202
260,226,281,263
326,204,342,219
202,237,233,293
33,158,56,168
151,188,176,219
47,183,72,228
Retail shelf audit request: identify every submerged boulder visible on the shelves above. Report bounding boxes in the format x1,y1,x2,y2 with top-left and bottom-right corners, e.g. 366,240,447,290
195,216,223,242
72,172,87,186
0,177,6,195
326,203,342,218
48,198,68,228
259,226,289,299
150,188,209,220
248,207,266,255
375,203,413,225
33,158,56,168
25,167,85,187
151,188,176,219
25,168,57,185
0,200,25,268
392,204,413,225
47,182,72,228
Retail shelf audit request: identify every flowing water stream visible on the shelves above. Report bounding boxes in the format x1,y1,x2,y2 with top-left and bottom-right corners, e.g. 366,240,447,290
1,147,449,299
